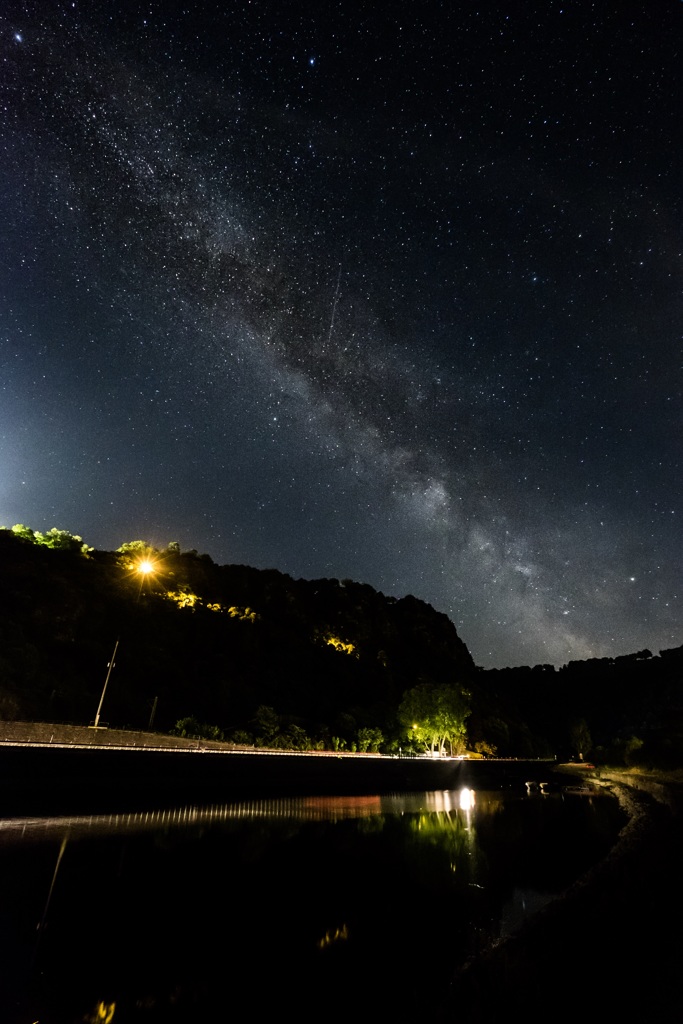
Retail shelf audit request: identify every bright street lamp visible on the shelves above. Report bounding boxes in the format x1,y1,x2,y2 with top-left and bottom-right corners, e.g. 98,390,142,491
135,557,157,599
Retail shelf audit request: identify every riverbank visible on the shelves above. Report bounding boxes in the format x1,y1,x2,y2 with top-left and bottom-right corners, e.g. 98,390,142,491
440,764,683,1021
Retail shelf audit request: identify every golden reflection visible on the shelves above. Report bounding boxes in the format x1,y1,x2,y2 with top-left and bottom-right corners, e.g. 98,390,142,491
317,923,349,949
0,791,489,848
84,1001,116,1023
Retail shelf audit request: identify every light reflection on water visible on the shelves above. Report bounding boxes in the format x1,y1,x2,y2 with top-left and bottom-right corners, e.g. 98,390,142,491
0,789,481,844
0,786,623,1023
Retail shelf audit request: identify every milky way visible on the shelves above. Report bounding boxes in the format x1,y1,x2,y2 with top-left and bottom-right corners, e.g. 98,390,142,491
1,1,681,667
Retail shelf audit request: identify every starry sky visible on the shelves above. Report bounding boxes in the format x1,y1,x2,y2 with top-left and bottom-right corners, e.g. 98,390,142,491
1,1,681,669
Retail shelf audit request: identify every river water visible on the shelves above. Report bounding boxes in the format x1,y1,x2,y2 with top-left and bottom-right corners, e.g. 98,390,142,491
0,784,625,1023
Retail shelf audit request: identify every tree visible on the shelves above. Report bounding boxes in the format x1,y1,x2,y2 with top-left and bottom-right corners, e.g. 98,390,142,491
473,739,497,757
252,705,281,746
569,718,592,761
117,539,161,561
274,723,311,750
116,540,162,580
37,527,90,553
9,524,91,553
10,524,36,543
117,540,149,554
171,716,204,739
171,716,224,741
357,727,384,752
398,683,471,756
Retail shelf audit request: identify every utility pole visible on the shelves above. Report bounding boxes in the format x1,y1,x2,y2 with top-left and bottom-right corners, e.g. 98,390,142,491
90,638,119,729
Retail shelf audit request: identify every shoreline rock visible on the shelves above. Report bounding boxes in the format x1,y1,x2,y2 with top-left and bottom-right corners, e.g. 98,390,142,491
438,765,683,1021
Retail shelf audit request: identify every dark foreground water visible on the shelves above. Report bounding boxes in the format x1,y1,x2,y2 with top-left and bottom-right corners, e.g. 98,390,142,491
0,785,624,1023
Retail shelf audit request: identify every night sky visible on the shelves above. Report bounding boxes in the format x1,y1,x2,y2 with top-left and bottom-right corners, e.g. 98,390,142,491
1,1,681,669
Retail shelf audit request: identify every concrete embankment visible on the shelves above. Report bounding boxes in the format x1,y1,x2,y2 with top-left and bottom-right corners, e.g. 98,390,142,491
0,721,458,814
0,721,556,816
0,720,234,750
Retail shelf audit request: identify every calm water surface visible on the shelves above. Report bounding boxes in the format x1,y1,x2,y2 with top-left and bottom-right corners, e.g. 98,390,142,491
0,786,624,1022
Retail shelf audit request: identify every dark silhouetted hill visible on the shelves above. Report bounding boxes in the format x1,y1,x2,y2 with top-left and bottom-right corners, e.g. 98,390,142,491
1,527,681,764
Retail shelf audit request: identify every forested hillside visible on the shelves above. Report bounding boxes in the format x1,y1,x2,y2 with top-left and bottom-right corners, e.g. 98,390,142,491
0,527,475,754
1,526,681,764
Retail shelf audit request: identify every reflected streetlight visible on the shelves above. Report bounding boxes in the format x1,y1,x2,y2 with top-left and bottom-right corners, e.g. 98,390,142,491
459,787,475,811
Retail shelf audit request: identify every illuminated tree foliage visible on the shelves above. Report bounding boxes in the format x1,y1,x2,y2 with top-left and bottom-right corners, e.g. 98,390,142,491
9,524,91,554
324,634,357,656
116,540,154,555
398,682,471,756
356,727,384,752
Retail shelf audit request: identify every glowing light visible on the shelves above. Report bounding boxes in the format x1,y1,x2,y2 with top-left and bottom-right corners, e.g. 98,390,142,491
459,788,475,811
325,635,356,655
90,1002,116,1023
227,605,258,622
317,923,349,949
137,558,156,575
166,589,199,608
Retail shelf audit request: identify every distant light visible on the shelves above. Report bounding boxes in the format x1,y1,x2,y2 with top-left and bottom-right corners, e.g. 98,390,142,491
138,559,155,575
14,33,23,42
459,788,475,811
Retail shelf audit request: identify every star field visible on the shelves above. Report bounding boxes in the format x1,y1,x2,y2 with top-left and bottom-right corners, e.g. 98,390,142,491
1,0,681,667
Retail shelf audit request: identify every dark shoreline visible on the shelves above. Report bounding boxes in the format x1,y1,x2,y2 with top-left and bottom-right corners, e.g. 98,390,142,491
439,766,683,1021
2,725,679,1020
